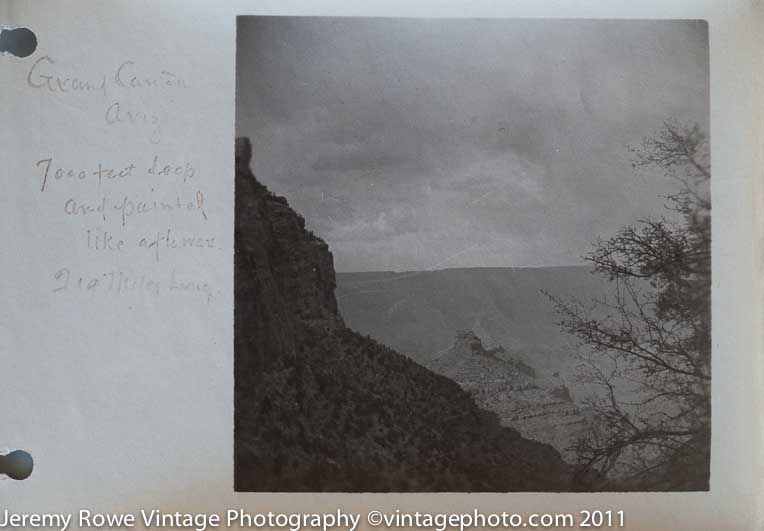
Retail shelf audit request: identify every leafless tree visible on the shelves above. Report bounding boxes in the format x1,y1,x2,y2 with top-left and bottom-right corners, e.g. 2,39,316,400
547,120,710,490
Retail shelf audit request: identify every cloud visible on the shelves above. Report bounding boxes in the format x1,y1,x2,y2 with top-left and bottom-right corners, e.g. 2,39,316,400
237,17,708,272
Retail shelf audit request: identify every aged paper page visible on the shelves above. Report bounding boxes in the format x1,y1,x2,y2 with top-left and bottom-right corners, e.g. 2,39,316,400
0,1,761,530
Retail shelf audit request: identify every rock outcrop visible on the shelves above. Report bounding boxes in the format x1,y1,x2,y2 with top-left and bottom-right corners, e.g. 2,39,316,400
335,267,615,374
427,330,589,463
234,138,575,492
430,331,538,392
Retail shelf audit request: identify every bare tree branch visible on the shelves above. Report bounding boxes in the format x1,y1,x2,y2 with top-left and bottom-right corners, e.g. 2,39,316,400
547,121,710,490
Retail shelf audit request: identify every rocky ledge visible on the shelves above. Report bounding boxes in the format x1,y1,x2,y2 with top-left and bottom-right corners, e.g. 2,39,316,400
427,330,589,463
234,137,577,492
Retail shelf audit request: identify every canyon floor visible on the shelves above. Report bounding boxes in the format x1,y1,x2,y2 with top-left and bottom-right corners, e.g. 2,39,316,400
335,268,615,462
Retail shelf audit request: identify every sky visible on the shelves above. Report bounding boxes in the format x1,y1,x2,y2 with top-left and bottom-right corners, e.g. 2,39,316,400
236,17,708,273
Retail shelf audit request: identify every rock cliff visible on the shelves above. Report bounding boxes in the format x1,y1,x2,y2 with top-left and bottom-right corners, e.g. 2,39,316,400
234,137,575,492
429,331,589,463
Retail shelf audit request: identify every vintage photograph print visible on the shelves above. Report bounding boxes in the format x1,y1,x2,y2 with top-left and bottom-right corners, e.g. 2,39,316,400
235,17,710,492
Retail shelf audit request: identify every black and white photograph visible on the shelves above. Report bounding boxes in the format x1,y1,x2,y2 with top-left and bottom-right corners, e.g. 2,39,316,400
234,17,710,492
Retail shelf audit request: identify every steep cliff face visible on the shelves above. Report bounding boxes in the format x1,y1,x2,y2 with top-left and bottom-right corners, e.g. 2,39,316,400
234,138,574,492
429,331,588,463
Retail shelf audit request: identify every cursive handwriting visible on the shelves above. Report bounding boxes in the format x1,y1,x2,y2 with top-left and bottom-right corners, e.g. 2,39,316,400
52,267,212,302
63,190,208,226
27,56,187,96
36,155,196,192
27,55,107,95
37,158,136,192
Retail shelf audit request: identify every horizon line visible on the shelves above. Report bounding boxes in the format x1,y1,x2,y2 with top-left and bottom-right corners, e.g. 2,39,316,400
335,263,590,275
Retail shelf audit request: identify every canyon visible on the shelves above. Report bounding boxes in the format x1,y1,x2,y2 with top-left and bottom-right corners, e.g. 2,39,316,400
234,137,579,492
